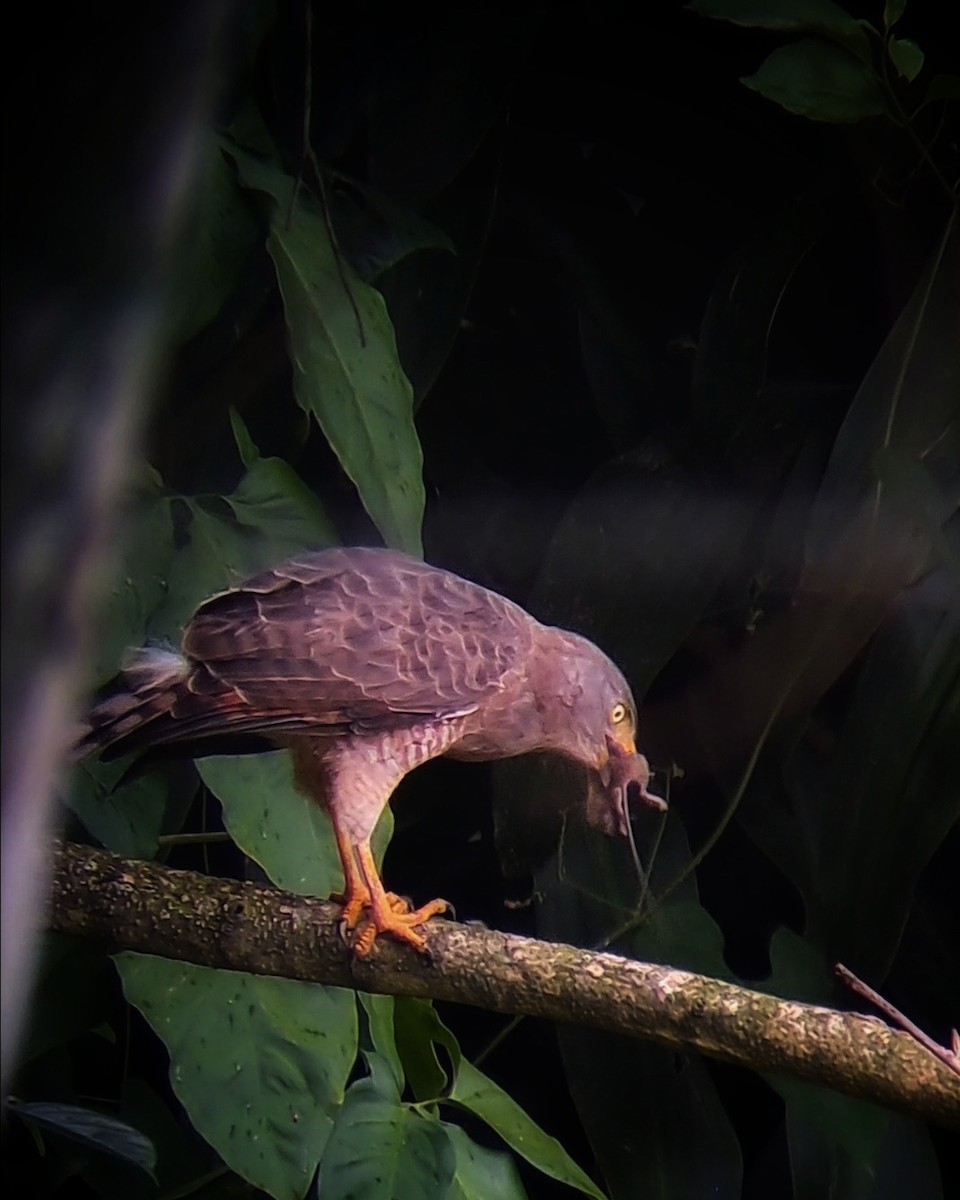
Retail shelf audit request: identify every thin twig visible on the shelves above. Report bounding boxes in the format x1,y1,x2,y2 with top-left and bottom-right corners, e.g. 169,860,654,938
284,2,311,231
475,783,670,1065
836,962,960,1078
877,31,957,204
473,1015,524,1069
156,832,233,848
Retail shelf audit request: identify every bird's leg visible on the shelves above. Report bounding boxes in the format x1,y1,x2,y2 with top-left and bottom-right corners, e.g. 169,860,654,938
350,840,449,956
329,819,411,928
330,819,372,928
298,728,462,955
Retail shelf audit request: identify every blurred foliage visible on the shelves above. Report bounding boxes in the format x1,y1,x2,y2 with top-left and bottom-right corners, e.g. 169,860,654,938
7,0,958,1198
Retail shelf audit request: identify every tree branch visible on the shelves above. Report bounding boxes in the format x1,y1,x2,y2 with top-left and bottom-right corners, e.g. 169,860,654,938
48,841,960,1129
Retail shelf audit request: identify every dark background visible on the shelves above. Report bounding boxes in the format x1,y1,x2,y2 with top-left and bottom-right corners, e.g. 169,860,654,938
4,2,957,1197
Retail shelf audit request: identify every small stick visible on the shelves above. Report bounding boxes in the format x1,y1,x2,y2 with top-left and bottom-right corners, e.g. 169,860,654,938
835,962,960,1078
156,832,233,847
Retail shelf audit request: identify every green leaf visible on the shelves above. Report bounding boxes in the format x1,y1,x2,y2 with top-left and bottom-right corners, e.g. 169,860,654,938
785,1094,943,1200
319,1073,456,1200
362,1048,402,1100
883,0,906,30
922,73,960,105
449,1059,607,1200
444,1124,529,1200
11,1101,157,1179
688,0,873,59
197,752,342,897
689,0,857,31
170,136,259,345
627,895,731,978
230,147,425,556
391,999,602,1197
150,495,254,636
228,458,338,550
887,36,924,82
89,491,177,679
742,39,885,122
359,994,405,1093
67,759,177,859
763,928,837,1004
227,409,339,547
230,406,260,467
394,995,462,1102
150,449,335,638
116,953,357,1200
197,750,393,899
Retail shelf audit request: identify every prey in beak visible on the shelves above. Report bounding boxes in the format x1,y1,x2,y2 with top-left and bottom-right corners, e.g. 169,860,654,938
586,731,667,837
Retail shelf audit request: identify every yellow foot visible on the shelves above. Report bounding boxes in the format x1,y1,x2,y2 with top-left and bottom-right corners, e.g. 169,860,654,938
334,887,411,932
349,896,450,958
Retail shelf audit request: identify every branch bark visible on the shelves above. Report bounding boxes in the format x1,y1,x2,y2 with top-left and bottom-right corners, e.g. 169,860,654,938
48,841,959,1129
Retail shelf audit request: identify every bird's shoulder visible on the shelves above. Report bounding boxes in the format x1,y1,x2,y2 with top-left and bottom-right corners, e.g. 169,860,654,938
181,547,539,715
191,547,532,636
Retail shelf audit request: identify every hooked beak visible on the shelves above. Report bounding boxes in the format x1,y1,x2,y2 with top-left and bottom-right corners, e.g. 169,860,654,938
594,722,635,782
608,722,638,757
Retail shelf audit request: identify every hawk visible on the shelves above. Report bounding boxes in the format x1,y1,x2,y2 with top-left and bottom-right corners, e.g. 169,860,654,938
79,547,664,954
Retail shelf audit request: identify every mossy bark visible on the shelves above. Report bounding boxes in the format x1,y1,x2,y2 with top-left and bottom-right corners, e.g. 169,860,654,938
49,840,959,1128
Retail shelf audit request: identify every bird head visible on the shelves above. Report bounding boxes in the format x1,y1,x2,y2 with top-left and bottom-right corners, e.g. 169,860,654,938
538,629,666,836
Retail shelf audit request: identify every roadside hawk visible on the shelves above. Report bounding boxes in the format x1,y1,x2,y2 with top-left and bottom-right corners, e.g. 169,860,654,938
79,547,664,954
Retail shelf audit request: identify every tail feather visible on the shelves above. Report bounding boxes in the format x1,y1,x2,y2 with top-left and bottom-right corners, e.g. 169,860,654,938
74,646,192,761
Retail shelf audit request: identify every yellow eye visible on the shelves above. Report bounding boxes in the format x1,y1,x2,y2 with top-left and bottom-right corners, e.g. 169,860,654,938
611,702,628,724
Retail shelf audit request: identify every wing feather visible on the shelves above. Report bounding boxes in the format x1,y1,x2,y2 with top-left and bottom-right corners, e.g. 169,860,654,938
180,547,536,729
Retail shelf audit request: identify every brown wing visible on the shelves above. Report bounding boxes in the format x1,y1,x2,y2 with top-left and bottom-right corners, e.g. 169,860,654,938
175,546,537,736
78,548,539,759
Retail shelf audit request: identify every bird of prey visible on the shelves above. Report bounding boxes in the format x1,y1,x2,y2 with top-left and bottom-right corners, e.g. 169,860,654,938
79,547,664,954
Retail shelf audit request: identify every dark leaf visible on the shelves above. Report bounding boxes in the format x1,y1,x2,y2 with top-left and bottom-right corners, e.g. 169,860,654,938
558,1030,742,1200
888,37,925,82
449,1059,606,1200
692,185,838,441
11,1101,156,1179
230,148,425,555
742,40,885,123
